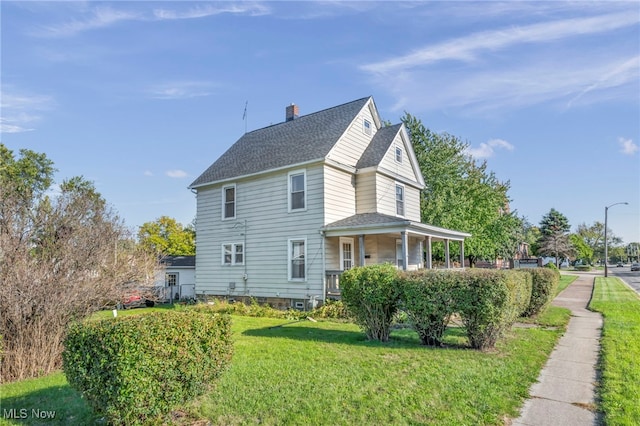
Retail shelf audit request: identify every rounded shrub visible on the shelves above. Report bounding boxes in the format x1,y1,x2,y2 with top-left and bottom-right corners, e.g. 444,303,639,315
340,263,400,342
456,269,515,350
523,268,559,317
398,270,459,346
63,309,233,425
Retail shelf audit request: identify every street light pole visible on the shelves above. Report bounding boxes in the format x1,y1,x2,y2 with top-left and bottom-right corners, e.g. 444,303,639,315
604,201,628,278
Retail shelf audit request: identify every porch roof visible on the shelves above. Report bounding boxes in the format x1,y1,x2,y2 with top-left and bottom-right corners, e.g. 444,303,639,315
322,213,471,241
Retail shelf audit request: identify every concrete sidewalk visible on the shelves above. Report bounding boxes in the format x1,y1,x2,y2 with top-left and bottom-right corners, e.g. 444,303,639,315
513,272,603,426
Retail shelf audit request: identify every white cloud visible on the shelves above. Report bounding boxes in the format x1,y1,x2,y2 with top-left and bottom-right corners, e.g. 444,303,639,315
153,3,270,20
144,170,154,177
148,81,218,100
33,3,270,38
619,137,639,155
361,10,640,115
361,12,639,75
36,6,140,37
466,139,514,159
0,89,53,133
166,170,188,178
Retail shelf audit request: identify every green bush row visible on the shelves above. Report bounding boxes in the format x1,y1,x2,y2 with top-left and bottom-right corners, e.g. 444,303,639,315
63,309,233,425
197,298,351,321
342,265,558,350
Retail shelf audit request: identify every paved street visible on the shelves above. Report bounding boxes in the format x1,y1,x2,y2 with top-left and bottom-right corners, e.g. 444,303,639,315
607,265,640,293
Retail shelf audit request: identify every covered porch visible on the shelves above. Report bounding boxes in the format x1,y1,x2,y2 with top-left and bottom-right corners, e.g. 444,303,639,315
321,213,470,300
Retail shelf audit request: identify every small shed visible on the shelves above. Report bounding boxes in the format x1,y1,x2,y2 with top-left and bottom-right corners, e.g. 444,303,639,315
154,255,196,302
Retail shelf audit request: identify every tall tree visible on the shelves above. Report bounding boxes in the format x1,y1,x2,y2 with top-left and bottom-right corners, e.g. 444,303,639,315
401,113,520,266
537,208,573,267
0,144,158,382
138,216,195,256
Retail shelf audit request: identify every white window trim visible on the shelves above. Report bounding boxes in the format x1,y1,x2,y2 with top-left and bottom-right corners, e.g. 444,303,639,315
395,239,403,269
221,184,236,220
339,237,355,271
363,118,372,135
165,272,179,287
221,242,244,266
395,183,405,217
288,169,307,212
395,145,403,163
288,238,307,282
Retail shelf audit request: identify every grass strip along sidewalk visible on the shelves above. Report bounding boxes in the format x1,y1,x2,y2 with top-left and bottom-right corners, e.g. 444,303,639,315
590,277,640,426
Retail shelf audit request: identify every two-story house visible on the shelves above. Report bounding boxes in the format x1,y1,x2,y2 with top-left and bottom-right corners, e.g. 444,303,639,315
189,97,470,309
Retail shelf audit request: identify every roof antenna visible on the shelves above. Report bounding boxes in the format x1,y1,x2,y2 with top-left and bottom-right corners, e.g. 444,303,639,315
242,101,248,133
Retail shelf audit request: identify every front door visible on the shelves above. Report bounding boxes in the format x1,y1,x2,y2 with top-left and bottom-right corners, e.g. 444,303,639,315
396,240,403,268
340,237,354,271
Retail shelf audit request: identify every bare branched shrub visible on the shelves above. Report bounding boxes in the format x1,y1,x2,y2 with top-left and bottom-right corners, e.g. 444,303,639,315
0,146,159,382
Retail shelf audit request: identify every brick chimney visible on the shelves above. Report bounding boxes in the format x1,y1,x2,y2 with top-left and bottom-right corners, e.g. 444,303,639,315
285,103,299,122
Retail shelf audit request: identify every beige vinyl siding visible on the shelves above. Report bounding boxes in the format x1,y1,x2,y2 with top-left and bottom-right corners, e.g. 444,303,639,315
324,236,361,271
378,133,421,183
362,235,422,269
355,171,377,214
326,102,377,167
323,165,356,225
404,185,421,221
194,164,326,300
375,174,400,217
373,174,421,221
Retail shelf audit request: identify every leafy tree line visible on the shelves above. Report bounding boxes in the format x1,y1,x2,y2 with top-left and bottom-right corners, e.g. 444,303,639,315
400,114,634,267
402,113,525,267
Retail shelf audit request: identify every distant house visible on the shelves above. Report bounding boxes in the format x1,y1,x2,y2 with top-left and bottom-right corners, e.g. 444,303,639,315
189,97,470,309
154,255,196,301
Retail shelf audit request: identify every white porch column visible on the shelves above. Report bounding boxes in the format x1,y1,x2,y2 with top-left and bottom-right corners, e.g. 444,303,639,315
425,236,432,269
459,240,465,268
401,231,408,271
444,239,451,268
359,234,365,267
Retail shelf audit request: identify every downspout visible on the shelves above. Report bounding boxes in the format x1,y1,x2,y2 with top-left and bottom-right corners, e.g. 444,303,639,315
320,230,326,303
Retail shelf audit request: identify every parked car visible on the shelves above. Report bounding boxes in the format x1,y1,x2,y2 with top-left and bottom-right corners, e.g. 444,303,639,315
616,262,624,267
121,292,155,309
631,263,640,272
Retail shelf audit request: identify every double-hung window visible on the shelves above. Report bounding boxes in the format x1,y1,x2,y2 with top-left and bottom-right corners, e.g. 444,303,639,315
289,239,306,280
363,118,372,135
395,146,403,163
395,184,405,216
289,171,306,211
222,185,236,219
222,243,244,265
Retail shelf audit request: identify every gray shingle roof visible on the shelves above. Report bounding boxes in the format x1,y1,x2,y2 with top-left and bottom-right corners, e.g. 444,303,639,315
161,255,196,267
356,124,402,168
190,97,371,188
324,212,408,228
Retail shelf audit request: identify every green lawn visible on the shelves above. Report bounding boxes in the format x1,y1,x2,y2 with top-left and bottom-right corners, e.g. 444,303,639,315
1,306,570,425
557,273,578,295
590,277,640,426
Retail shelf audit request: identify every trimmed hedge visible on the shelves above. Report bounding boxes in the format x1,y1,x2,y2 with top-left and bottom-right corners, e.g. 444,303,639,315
523,268,559,317
398,270,460,346
341,263,401,342
456,270,531,350
63,309,233,425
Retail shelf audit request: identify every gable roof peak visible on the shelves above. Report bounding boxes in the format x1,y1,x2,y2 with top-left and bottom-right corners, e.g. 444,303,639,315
190,96,374,188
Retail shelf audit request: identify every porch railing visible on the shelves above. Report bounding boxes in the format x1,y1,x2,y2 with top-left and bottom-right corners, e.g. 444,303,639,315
325,270,343,300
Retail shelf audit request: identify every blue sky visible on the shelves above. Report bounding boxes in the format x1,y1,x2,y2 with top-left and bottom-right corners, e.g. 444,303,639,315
2,1,639,245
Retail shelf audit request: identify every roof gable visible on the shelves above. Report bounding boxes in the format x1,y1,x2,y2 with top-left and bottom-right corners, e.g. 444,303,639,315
356,124,425,188
190,97,371,188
